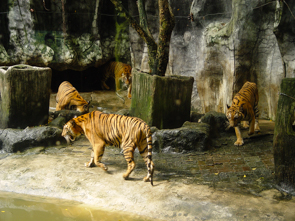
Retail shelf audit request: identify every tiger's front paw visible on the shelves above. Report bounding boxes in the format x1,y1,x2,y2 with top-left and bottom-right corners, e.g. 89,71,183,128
97,163,108,171
248,131,254,136
123,173,130,180
85,159,95,167
254,126,260,133
143,176,150,182
241,121,249,129
234,140,244,146
85,162,94,167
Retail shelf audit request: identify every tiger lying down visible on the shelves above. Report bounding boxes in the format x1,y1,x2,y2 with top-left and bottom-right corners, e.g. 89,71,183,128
62,111,154,185
226,81,260,146
56,81,90,113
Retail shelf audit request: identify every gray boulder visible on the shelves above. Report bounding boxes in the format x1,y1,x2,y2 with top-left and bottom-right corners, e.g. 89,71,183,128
48,110,85,129
198,111,234,136
49,110,84,121
152,121,210,153
0,126,66,153
190,111,204,123
48,116,67,129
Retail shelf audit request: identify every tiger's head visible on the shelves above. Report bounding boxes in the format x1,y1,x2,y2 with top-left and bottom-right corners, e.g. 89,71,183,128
122,65,132,85
226,104,245,128
68,95,91,113
62,119,84,144
70,103,90,114
121,65,132,99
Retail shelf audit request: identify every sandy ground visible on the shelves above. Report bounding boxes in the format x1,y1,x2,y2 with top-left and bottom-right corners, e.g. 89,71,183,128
0,139,295,221
0,91,295,220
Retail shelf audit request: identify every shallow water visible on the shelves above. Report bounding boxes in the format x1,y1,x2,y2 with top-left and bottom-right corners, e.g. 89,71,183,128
0,191,152,221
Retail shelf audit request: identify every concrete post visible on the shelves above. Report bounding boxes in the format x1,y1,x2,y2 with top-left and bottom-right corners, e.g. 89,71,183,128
0,65,52,129
130,71,194,129
273,78,295,187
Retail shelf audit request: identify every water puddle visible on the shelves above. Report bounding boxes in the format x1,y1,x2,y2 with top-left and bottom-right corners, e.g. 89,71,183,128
0,191,152,221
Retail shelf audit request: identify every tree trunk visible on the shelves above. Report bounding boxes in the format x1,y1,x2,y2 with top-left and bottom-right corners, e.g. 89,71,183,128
110,0,157,68
273,78,295,187
109,0,174,76
152,0,174,76
136,0,158,70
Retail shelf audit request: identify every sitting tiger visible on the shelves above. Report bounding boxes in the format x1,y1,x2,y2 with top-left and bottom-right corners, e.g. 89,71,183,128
226,81,260,146
61,110,154,185
100,61,132,99
56,81,90,113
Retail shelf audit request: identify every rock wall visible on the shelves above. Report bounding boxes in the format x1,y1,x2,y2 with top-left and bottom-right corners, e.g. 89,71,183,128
129,0,294,120
0,0,294,120
0,0,131,70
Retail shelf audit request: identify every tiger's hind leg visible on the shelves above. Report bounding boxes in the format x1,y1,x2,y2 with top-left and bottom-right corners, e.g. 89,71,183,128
138,141,154,184
122,143,136,180
254,104,260,132
248,119,255,136
101,81,110,90
115,75,121,92
254,119,260,132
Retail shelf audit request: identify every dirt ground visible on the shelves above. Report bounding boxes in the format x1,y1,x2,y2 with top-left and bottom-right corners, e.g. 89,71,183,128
0,91,295,221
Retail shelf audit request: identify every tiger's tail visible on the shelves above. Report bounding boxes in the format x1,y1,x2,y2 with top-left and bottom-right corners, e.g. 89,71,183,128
145,127,154,186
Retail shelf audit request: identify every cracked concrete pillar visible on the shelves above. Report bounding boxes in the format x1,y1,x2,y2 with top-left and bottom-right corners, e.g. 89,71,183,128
0,65,52,129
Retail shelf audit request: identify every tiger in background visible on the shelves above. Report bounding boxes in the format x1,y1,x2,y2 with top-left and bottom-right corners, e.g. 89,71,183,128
61,110,154,185
226,81,260,146
56,81,90,113
100,61,132,99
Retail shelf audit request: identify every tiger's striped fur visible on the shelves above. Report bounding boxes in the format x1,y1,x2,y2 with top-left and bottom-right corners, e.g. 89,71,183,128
61,111,154,185
56,81,89,113
101,61,132,99
226,81,260,146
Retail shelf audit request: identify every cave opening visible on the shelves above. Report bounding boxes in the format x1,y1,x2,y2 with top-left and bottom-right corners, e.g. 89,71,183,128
51,66,115,93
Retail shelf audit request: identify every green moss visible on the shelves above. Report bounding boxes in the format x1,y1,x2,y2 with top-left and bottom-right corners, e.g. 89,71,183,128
114,20,129,62
130,71,193,129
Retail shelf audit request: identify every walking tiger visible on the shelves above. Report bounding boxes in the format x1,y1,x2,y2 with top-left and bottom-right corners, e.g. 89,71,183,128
100,61,132,99
62,111,154,185
226,81,260,146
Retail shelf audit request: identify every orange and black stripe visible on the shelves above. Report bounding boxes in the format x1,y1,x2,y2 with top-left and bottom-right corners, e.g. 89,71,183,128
56,81,89,113
71,111,154,185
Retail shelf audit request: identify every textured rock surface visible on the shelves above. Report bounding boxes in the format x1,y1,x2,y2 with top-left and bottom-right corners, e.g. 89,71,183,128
48,110,84,129
0,126,65,153
0,0,130,70
130,71,194,129
198,111,233,136
0,65,51,129
152,121,211,152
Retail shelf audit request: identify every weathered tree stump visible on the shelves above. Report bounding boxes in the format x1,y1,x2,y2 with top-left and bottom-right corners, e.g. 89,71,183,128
130,71,194,129
0,65,52,129
273,78,295,187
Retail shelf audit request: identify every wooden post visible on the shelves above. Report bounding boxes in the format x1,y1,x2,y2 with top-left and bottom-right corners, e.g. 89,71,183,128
273,78,295,187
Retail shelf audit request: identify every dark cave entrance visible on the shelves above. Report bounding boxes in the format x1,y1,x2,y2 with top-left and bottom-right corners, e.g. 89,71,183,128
51,67,115,93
